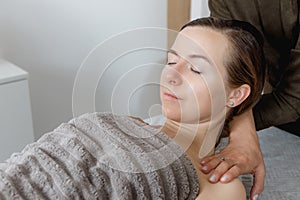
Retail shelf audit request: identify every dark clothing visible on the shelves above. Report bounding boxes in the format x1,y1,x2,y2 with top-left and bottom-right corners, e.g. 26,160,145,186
277,118,300,136
209,0,300,134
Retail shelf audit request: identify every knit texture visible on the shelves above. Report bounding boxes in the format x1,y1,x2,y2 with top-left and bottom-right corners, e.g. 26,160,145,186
0,112,199,200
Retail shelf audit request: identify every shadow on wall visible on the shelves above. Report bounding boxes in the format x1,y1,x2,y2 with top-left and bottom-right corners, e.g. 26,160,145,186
95,49,165,119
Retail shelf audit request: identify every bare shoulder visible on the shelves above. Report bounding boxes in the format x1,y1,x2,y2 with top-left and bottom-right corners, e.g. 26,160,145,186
197,178,246,200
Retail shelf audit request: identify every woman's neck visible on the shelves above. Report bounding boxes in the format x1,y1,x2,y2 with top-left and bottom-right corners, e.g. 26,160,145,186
161,118,222,160
161,118,223,190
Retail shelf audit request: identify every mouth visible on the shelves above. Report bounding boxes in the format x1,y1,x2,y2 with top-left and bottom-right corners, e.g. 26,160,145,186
163,92,181,101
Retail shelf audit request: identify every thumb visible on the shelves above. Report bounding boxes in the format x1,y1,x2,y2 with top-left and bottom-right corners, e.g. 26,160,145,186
250,163,265,200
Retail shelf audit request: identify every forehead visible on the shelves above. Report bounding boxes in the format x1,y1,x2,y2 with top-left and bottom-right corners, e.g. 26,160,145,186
171,26,229,71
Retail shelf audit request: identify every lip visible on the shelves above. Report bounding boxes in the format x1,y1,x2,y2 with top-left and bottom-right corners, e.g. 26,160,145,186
163,92,181,101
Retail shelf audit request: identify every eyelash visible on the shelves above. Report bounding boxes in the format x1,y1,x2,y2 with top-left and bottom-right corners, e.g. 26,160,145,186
190,67,201,74
167,62,201,74
167,62,176,65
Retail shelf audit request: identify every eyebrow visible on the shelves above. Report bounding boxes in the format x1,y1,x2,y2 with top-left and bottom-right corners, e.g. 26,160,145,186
167,49,179,56
168,49,212,64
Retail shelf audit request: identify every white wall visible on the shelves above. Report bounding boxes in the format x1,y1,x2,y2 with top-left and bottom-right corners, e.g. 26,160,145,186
190,0,210,20
0,0,167,139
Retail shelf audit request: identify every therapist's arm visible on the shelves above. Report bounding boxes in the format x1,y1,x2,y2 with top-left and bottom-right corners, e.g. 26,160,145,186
199,110,265,200
253,38,300,129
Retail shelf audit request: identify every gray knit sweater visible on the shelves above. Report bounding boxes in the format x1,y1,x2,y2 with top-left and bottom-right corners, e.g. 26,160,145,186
0,113,199,199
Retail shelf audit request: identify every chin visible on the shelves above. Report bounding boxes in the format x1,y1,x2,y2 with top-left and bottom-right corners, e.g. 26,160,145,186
162,107,181,122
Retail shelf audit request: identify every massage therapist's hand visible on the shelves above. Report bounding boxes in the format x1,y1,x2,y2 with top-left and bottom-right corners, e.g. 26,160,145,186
199,110,266,200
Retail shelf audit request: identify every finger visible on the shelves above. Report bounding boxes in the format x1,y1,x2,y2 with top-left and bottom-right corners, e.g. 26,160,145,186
200,155,223,174
199,155,215,165
208,160,235,183
218,165,241,183
250,164,266,200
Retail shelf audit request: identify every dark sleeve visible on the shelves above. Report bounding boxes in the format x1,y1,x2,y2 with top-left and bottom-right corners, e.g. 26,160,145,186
253,37,300,130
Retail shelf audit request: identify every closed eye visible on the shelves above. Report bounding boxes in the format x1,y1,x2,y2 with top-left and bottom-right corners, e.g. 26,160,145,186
190,66,201,74
167,62,177,65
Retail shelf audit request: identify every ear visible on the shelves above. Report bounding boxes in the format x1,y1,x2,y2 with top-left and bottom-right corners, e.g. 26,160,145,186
227,84,251,107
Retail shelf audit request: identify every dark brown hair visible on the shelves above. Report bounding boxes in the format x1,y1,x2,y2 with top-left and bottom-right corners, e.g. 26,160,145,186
181,17,266,136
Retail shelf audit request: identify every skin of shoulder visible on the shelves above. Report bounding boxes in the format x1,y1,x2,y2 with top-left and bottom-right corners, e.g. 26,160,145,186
197,177,246,200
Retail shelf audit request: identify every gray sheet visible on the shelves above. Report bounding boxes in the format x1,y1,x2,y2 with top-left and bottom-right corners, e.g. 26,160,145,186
258,127,300,200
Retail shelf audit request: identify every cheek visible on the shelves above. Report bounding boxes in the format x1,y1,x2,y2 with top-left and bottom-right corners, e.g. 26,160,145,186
176,78,212,123
203,72,228,115
191,82,212,116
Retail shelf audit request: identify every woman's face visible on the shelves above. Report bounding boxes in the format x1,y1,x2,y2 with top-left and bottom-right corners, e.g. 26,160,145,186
160,26,229,123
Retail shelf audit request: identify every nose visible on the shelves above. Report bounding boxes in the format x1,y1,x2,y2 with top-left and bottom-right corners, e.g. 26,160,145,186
163,62,185,86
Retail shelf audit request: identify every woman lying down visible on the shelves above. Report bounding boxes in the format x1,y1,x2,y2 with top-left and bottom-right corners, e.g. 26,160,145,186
0,17,265,200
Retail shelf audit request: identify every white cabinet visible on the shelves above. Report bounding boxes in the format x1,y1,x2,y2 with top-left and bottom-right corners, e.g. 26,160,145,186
0,60,34,161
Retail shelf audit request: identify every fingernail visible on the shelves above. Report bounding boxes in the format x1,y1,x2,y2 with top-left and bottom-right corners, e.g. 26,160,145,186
201,166,208,171
253,194,259,200
200,160,206,164
209,174,217,182
220,175,228,182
